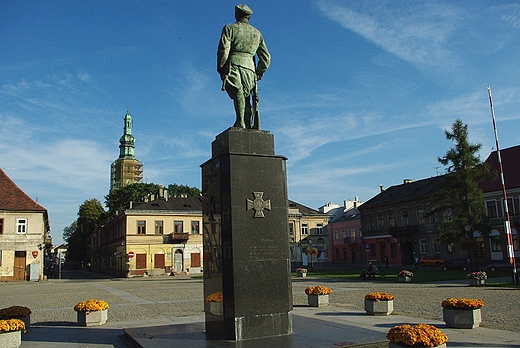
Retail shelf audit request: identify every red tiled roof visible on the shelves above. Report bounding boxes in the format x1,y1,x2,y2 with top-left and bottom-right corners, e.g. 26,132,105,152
480,145,520,192
0,168,47,211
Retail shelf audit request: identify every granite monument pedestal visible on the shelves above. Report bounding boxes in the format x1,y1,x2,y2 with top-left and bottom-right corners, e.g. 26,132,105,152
201,128,293,341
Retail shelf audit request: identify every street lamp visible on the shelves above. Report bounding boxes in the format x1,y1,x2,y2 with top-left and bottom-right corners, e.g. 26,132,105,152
464,224,472,268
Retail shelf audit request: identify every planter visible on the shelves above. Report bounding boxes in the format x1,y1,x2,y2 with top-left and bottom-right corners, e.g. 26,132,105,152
77,309,108,327
443,307,481,329
0,331,22,348
398,276,412,283
389,343,446,348
209,302,223,316
307,294,329,307
18,316,29,330
364,299,393,315
297,272,307,278
469,278,485,286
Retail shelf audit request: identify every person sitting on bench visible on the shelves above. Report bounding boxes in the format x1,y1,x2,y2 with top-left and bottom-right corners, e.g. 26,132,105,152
360,262,378,279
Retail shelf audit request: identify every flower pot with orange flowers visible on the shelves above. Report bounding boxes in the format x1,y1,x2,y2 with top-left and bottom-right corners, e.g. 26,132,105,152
305,286,331,307
387,323,448,348
364,292,394,315
441,298,484,329
74,300,109,327
0,318,26,348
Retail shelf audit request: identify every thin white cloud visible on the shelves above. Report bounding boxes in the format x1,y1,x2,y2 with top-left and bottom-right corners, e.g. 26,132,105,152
316,0,461,70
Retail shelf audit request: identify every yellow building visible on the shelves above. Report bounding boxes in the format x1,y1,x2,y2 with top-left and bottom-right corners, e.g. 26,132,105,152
287,200,330,267
91,196,203,277
0,169,50,281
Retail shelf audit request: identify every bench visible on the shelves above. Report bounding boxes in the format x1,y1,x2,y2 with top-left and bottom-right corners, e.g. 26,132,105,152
360,270,386,280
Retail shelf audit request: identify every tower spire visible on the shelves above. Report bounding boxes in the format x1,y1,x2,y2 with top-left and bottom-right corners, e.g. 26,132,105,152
119,110,135,159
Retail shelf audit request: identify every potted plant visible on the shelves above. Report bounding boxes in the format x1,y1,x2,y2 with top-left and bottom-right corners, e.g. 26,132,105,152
387,323,448,348
398,270,413,282
205,291,223,316
74,299,109,327
441,298,484,329
296,268,307,277
466,271,487,286
0,306,31,330
0,318,26,348
305,286,332,307
364,292,394,315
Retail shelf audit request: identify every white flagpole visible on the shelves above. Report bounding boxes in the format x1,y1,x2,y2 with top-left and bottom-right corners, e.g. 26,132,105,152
487,86,517,284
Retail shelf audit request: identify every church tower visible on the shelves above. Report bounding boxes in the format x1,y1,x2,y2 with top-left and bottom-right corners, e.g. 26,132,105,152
110,110,143,190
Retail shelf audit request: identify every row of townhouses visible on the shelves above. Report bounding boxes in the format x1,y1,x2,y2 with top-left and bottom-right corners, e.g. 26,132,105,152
327,145,520,268
2,110,517,280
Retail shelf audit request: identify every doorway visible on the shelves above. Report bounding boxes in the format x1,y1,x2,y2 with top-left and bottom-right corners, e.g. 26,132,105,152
174,250,183,272
14,251,26,280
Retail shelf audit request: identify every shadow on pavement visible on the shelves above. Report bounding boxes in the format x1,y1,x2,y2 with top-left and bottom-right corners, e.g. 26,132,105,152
22,325,127,348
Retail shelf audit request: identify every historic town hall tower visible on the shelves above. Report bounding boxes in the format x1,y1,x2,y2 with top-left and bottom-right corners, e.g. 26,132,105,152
110,110,143,190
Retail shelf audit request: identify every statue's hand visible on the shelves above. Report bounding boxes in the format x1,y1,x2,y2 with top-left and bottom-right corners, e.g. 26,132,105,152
256,73,263,81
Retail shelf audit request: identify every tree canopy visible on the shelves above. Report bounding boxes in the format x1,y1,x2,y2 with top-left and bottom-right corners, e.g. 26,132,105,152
431,119,496,249
63,198,106,267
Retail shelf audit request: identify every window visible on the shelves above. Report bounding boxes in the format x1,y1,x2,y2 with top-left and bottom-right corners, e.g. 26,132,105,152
447,243,455,253
0,218,3,234
341,229,346,238
289,222,294,235
444,208,453,222
174,221,183,233
417,208,425,224
301,223,308,235
136,254,146,269
401,210,409,226
388,212,395,228
17,219,27,234
378,214,384,229
191,252,201,267
0,250,2,266
349,228,356,240
370,243,376,257
432,242,441,253
390,243,397,259
367,216,374,230
419,239,427,254
333,230,338,240
513,233,519,252
191,221,200,234
155,221,163,235
490,235,502,252
316,223,323,235
486,200,498,217
335,248,340,260
137,221,146,235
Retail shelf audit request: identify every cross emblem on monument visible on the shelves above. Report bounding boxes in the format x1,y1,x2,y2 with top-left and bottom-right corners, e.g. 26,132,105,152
246,192,271,218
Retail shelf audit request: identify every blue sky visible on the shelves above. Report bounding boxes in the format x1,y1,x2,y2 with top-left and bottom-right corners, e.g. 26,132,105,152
2,1,520,246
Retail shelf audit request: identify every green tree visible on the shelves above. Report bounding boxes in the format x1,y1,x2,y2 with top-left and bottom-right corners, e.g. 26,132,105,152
105,183,160,218
63,199,106,267
167,183,201,198
431,119,496,262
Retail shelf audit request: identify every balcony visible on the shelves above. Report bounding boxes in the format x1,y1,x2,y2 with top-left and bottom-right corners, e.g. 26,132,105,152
163,233,189,244
343,237,358,244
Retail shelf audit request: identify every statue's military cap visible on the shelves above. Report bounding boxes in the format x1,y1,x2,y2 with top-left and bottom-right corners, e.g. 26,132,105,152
235,4,253,15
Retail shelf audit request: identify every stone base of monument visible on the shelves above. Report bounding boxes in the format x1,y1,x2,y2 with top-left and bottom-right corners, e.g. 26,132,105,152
201,128,293,341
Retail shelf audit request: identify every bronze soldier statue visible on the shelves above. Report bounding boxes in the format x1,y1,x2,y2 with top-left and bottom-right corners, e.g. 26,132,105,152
217,4,270,130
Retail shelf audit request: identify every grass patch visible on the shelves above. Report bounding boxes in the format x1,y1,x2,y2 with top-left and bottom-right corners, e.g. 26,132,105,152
293,268,515,283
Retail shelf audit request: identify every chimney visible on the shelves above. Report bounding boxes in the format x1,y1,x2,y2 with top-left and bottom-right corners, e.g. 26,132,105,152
380,184,384,192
